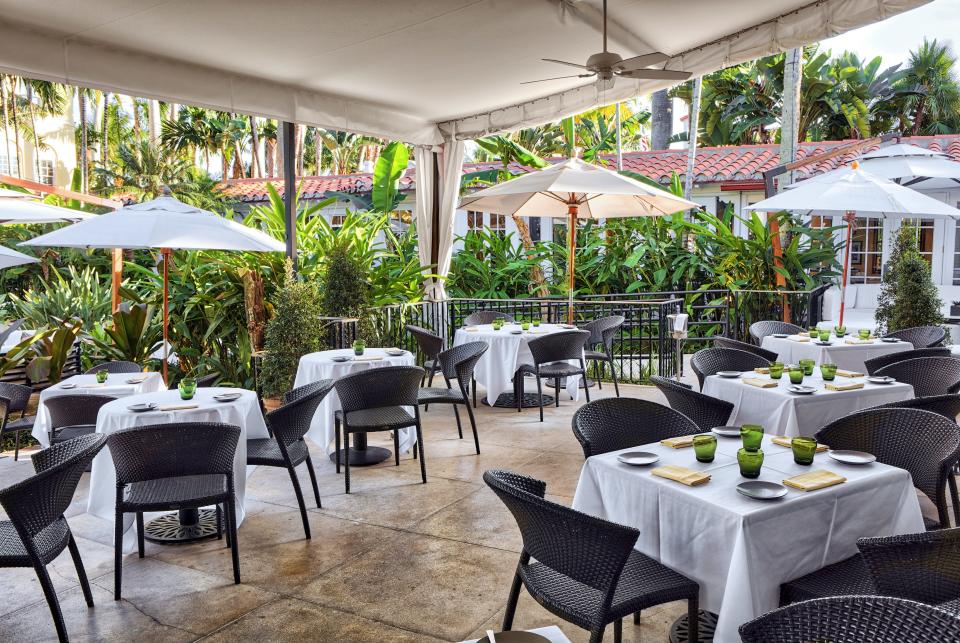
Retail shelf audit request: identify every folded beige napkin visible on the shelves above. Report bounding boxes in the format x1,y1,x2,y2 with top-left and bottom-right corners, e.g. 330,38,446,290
753,367,770,374
836,369,865,378
464,327,479,332
844,338,875,344
771,436,829,452
651,465,711,486
80,383,107,388
825,381,864,392
159,404,200,411
353,356,384,362
783,469,846,491
125,377,148,383
660,435,695,448
529,329,548,334
742,378,778,388
789,335,810,343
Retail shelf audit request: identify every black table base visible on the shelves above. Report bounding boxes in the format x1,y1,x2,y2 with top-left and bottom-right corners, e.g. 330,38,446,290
668,610,718,642
483,392,555,408
327,431,392,466
144,507,220,544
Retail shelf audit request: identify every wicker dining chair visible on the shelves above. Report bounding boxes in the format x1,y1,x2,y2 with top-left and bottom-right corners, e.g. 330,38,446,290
873,356,960,398
0,382,35,460
863,347,952,375
334,365,425,493
650,375,734,431
571,398,699,458
44,394,116,445
884,325,948,348
521,330,591,422
484,469,700,643
740,595,960,643
84,361,142,375
108,422,241,599
405,324,444,388
689,347,771,390
249,380,334,539
463,310,514,326
748,320,803,344
0,433,107,642
860,527,960,611
815,407,960,530
167,372,218,390
712,336,779,363
417,342,487,454
581,315,625,397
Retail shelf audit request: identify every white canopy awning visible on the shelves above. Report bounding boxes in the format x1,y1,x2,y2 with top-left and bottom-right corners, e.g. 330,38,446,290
0,0,930,144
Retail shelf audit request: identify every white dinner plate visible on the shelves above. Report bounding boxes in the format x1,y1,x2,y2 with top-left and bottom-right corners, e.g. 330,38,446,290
510,329,523,335
384,349,406,356
716,371,742,378
213,392,242,402
59,383,77,389
788,385,817,395
737,480,788,500
711,426,742,438
559,324,576,329
127,402,158,413
617,451,660,466
866,376,895,385
880,337,900,343
815,341,832,346
828,450,876,465
771,333,789,338
330,356,352,363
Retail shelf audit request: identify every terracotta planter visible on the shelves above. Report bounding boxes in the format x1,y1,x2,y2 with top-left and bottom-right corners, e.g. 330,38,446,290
262,396,283,412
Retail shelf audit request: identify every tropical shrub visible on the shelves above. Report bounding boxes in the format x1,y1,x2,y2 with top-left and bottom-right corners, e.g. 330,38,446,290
90,303,162,366
8,265,114,331
875,226,943,333
25,318,83,384
260,267,324,398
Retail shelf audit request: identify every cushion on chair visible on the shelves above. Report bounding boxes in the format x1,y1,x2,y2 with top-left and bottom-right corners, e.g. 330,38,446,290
120,474,229,511
246,438,308,467
584,350,609,361
0,518,70,567
337,406,416,430
417,387,465,404
779,554,873,605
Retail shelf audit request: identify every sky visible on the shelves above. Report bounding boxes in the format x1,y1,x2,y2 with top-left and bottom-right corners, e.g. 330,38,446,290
820,0,960,65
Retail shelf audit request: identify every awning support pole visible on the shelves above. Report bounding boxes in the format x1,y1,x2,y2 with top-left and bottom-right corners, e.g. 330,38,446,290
282,121,297,274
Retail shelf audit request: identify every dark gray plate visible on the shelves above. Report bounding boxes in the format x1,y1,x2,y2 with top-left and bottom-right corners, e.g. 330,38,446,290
717,371,741,378
711,426,742,438
771,333,789,338
815,341,832,346
617,451,660,466
829,449,876,465
880,337,900,343
330,356,352,363
213,393,242,402
737,480,788,500
384,349,406,356
788,385,816,395
127,402,158,413
866,376,895,384
510,330,523,335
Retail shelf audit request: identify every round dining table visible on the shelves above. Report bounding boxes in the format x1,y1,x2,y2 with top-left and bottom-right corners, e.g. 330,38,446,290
88,387,269,552
293,347,415,466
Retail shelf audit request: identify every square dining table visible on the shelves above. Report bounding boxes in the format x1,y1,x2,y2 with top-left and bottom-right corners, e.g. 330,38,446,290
760,333,912,373
572,434,924,643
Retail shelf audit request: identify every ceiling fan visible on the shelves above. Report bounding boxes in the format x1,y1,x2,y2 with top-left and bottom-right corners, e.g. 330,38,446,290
524,0,692,86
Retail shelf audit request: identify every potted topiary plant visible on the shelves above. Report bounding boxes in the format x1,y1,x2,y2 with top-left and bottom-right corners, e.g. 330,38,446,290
321,242,373,344
875,226,943,334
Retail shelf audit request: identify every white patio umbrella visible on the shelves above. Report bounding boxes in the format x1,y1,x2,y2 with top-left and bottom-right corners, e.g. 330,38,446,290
0,244,37,269
22,192,284,381
747,161,960,327
458,158,698,322
789,144,960,190
0,194,94,224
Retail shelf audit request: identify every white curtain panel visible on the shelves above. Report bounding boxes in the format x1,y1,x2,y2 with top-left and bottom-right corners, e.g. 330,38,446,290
414,144,436,296
414,139,465,300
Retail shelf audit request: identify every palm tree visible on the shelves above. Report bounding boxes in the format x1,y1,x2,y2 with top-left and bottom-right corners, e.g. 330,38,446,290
897,38,960,135
650,89,672,150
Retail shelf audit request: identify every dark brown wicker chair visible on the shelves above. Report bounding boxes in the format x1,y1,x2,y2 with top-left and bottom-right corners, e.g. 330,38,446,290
484,469,700,643
44,393,116,445
167,372,218,390
873,356,960,397
334,365,425,493
84,361,142,375
689,347,771,390
863,347,952,375
860,527,960,611
581,315,624,397
0,382,35,460
748,320,803,344
108,422,241,599
0,433,107,642
417,342,487,454
713,336,779,362
815,407,960,530
650,375,734,431
740,595,960,643
463,310,514,326
884,325,948,348
522,330,591,422
571,398,699,458
406,324,444,388
248,380,334,539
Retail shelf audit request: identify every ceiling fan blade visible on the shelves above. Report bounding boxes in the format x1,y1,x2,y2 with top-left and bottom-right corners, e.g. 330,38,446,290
614,52,671,72
522,73,596,84
542,58,589,70
616,68,692,81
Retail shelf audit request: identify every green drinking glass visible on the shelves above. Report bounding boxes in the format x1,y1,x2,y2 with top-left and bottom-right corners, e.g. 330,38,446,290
738,448,764,478
819,330,831,342
834,325,846,337
178,377,197,400
95,369,108,384
352,340,365,356
769,362,784,380
792,437,818,465
799,358,815,376
859,328,871,340
692,434,718,463
788,366,804,384
740,424,763,452
521,321,530,331
808,326,819,335
820,362,837,381
532,319,541,327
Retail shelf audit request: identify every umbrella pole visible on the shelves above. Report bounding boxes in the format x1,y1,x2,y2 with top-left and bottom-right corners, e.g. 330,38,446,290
839,212,856,328
567,202,578,324
162,248,171,385
111,248,123,313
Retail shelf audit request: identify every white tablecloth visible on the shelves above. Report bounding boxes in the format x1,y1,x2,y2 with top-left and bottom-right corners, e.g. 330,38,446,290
462,626,571,643
88,387,269,553
572,434,924,643
760,335,912,373
32,372,166,447
452,324,581,403
293,348,416,455
703,371,913,437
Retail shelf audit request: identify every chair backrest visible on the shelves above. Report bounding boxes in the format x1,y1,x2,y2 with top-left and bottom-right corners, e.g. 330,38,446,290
739,596,960,643
196,373,218,387
815,408,960,526
874,356,960,397
859,527,960,606
690,347,771,390
0,318,25,348
108,422,240,484
528,330,591,366
44,393,116,429
463,310,514,326
749,320,803,344
0,381,32,414
0,434,106,542
868,394,960,423
484,469,639,596
436,342,487,388
84,360,142,375
885,325,947,348
406,324,444,361
572,398,699,458
863,347,952,375
713,336,779,363
334,365,425,413
650,375,734,431
267,379,334,447
582,315,625,352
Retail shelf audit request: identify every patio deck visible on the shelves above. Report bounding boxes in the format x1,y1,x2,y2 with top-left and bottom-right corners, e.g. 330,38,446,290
0,382,688,642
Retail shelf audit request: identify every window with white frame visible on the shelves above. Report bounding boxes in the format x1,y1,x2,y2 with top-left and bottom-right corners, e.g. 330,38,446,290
952,210,960,285
849,216,883,284
38,159,54,185
330,213,345,228
466,210,483,233
901,218,935,266
489,213,505,236
0,153,18,176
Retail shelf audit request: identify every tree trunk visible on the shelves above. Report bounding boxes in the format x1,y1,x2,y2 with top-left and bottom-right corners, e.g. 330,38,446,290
683,77,702,200
511,214,548,296
1,78,13,177
242,269,267,352
249,116,261,178
779,48,803,184
101,92,110,166
264,138,276,178
275,124,284,179
27,85,40,179
232,141,245,178
10,79,22,178
131,97,141,141
78,89,88,191
912,95,926,136
147,99,161,146
295,124,305,175
315,127,323,174
650,89,673,150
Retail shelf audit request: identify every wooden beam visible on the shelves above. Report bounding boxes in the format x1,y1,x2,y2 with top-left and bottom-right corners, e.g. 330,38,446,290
0,174,122,209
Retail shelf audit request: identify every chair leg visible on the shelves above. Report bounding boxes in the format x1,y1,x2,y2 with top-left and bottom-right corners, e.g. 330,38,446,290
67,533,95,608
536,377,544,422
463,401,480,454
287,464,312,539
634,610,642,625
13,430,20,461
136,512,145,558
609,356,620,397
393,430,400,466
114,510,124,600
226,498,241,584
304,454,322,509
594,360,602,390
453,404,463,439
582,360,591,403
502,571,523,631
34,563,69,643
415,417,427,484
948,474,960,528
614,618,622,643
425,363,437,411
344,432,352,494
472,377,477,408
588,627,605,643
555,378,561,406
688,596,699,642
334,419,341,474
